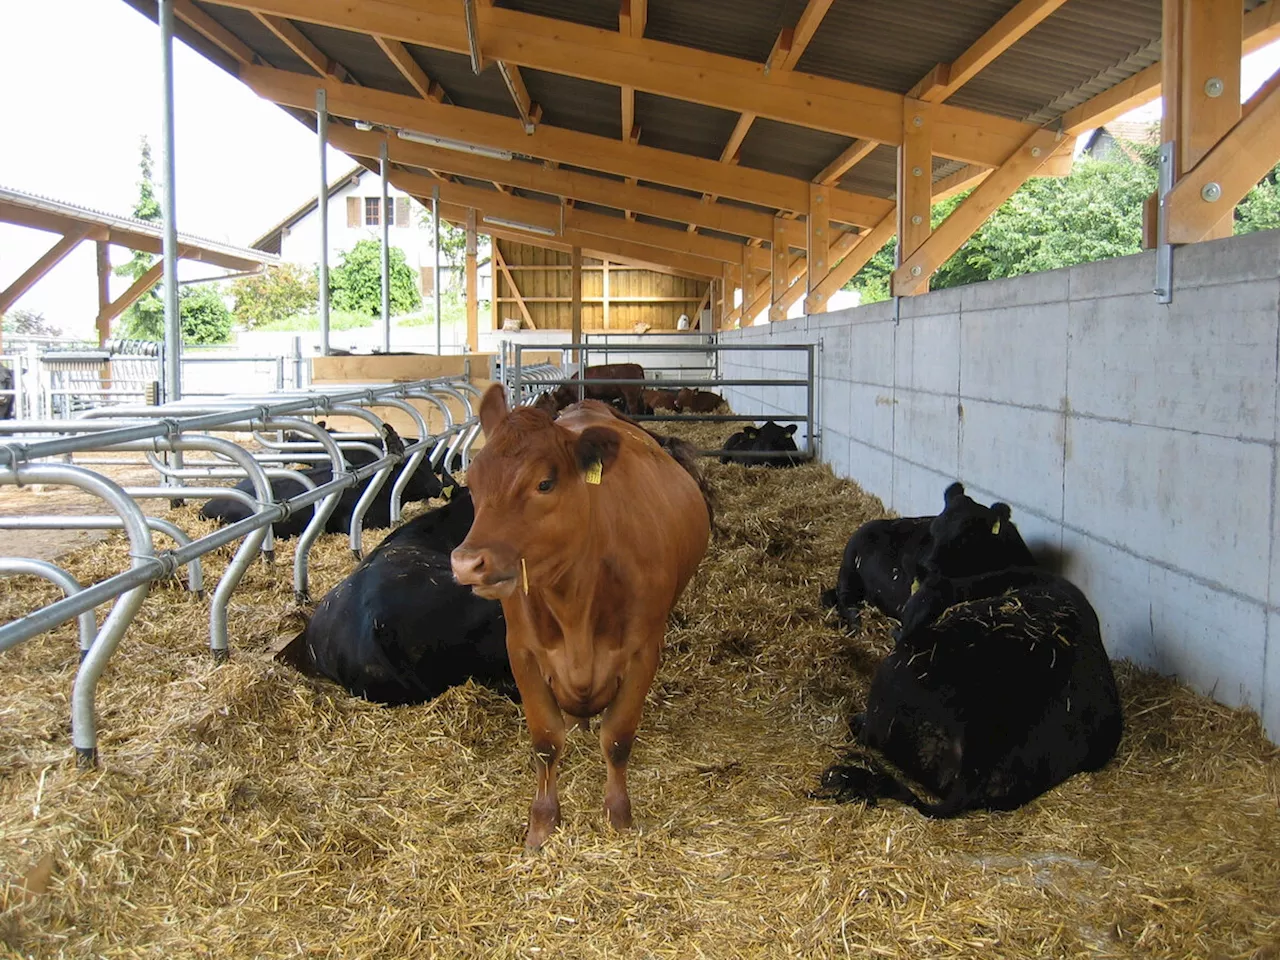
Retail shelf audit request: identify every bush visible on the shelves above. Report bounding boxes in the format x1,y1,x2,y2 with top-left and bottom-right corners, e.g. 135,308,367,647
329,240,422,317
231,263,318,328
1,309,62,337
116,283,234,345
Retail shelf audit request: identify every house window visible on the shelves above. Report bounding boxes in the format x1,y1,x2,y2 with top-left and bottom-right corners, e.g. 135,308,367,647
364,197,380,226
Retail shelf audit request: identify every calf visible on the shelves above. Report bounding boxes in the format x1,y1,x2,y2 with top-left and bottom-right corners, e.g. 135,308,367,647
675,388,724,414
822,481,1034,628
820,566,1123,817
533,363,647,416
451,386,711,849
276,488,514,705
200,428,445,539
720,421,802,467
641,388,681,413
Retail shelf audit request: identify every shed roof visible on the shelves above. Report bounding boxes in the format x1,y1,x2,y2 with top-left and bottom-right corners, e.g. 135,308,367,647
120,0,1279,277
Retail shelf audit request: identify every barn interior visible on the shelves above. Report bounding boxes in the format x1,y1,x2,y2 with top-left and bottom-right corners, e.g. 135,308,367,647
4,0,1280,956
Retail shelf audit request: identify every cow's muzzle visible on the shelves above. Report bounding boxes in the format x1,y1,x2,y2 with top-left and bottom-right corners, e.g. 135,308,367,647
450,546,517,599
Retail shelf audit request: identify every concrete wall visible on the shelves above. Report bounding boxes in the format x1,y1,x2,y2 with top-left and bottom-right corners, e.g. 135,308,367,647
720,229,1280,743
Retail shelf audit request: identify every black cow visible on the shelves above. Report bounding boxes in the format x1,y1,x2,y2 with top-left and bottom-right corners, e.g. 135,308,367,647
276,488,514,705
819,566,1123,817
0,364,13,419
200,426,445,539
822,481,1035,628
719,421,802,466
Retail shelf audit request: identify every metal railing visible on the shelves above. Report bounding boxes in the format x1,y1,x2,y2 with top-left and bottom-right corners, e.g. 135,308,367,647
0,376,479,766
507,341,817,461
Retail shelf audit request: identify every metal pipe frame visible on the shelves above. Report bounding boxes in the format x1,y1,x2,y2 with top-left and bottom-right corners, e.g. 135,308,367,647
0,463,168,768
318,87,331,355
0,516,205,601
159,0,181,404
380,138,392,353
0,558,96,656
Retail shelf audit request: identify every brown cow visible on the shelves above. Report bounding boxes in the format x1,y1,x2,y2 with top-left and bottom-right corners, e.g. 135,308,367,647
451,385,711,849
641,388,681,412
675,388,725,413
533,363,646,416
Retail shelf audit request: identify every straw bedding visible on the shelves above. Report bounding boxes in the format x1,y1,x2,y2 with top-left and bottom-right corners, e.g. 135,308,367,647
2,417,1279,958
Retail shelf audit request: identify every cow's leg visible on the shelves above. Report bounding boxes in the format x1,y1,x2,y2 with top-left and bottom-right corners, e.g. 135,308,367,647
509,646,567,850
599,639,660,831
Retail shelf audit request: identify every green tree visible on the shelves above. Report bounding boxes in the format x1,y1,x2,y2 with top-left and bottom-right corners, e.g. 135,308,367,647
418,208,468,266
1235,161,1280,235
328,239,422,316
230,263,318,328
117,284,234,345
846,153,1158,304
0,309,62,338
113,137,165,334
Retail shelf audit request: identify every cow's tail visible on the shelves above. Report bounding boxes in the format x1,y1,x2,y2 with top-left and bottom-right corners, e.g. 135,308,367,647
818,755,970,819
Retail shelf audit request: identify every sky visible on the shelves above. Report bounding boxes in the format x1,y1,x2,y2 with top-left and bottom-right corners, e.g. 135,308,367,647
1,1,1279,339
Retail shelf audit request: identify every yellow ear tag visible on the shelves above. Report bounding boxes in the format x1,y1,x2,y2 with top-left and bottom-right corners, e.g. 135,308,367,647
442,485,454,501
910,578,921,595
521,557,529,595
585,458,603,485
991,519,1001,535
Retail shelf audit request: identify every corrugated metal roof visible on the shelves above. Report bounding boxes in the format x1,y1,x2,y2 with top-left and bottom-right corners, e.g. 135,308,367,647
291,22,419,97
635,93,742,162
645,0,807,63
521,69,622,142
403,44,520,118
493,0,618,32
189,1,311,74
739,117,853,183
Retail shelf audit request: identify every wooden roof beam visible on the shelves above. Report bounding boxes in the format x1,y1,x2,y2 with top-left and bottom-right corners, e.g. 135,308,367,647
815,138,879,186
496,60,540,133
174,0,256,66
374,36,445,102
914,0,1070,104
255,13,347,80
1061,0,1280,136
202,0,1038,166
0,228,88,316
619,0,647,142
244,66,893,226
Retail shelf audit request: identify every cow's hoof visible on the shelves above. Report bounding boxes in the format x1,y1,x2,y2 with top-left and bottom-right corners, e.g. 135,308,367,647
525,797,560,851
605,793,633,831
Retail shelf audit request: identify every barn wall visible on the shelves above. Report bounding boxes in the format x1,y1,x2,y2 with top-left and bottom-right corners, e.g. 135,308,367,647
720,229,1280,744
493,240,709,331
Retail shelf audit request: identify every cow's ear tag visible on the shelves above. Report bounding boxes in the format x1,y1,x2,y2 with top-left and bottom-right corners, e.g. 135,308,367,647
910,578,921,595
991,519,1001,535
585,458,603,485
442,484,455,501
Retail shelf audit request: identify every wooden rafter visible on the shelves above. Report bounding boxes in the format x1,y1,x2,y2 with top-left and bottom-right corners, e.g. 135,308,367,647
892,127,1059,296
0,228,88,315
1165,63,1280,244
915,0,1070,104
496,60,540,133
805,212,895,311
1060,0,1280,136
374,36,444,102
174,0,256,65
204,0,1040,167
243,66,893,226
815,139,879,186
97,261,165,331
619,0,647,142
255,13,346,80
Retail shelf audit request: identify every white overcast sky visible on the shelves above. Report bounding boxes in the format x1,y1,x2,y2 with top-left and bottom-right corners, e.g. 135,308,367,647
2,0,1279,339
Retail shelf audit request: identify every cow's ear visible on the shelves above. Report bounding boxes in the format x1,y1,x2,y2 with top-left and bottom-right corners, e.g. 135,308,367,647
744,426,758,438
479,383,510,437
990,502,1012,534
784,424,798,436
576,426,621,481
943,481,965,505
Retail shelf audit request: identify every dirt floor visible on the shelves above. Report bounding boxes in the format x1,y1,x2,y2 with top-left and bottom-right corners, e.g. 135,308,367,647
1,425,1279,958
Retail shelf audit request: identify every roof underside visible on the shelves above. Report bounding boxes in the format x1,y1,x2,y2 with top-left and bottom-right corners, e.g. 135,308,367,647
123,0,1268,270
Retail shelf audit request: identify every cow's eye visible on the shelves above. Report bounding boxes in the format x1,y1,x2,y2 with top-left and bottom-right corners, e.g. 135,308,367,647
537,478,555,493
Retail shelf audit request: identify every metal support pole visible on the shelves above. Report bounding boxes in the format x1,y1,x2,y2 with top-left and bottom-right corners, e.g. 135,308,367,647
317,88,331,356
380,138,391,352
433,184,442,355
158,0,181,405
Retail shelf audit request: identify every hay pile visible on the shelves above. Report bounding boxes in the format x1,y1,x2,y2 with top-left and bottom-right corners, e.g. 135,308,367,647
2,425,1280,958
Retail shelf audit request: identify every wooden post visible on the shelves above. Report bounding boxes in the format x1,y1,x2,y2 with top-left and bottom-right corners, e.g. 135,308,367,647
465,208,479,351
602,258,610,329
96,242,112,346
570,245,582,362
806,182,831,313
740,244,752,326
490,251,500,330
1161,0,1244,241
769,217,788,321
895,97,933,294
